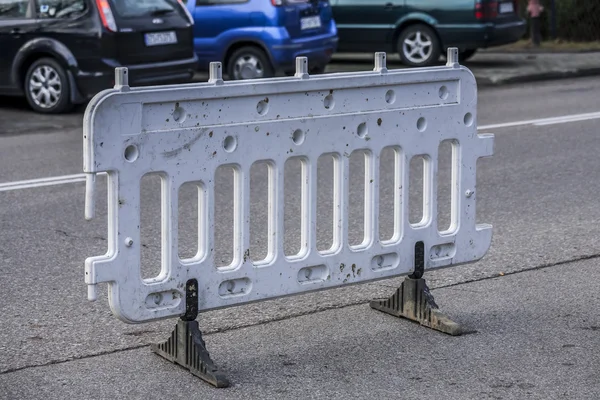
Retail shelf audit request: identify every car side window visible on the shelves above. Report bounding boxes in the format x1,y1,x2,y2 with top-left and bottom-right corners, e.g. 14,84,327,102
0,0,33,18
195,0,248,6
35,0,87,19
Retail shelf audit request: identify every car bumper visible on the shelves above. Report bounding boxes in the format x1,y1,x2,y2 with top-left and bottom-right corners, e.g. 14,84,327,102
439,20,526,50
482,20,527,47
74,55,198,101
270,36,339,73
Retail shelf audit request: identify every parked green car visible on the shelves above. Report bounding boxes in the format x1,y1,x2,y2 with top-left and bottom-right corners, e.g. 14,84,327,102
331,0,526,67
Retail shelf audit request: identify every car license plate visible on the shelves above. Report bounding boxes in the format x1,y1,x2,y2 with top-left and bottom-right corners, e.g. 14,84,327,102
144,31,177,47
300,16,321,30
499,2,514,13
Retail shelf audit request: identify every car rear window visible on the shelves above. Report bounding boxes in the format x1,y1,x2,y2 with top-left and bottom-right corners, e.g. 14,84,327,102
108,0,180,18
0,0,31,18
35,0,87,19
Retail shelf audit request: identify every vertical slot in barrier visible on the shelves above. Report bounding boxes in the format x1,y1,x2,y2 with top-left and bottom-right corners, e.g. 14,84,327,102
178,182,201,261
409,156,426,226
379,146,401,243
476,156,488,227
437,140,454,233
250,161,271,264
140,173,164,280
284,157,306,258
348,150,367,248
317,154,336,253
214,165,236,268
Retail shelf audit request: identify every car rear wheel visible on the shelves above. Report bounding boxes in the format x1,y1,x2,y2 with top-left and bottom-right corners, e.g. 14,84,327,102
310,65,327,75
227,46,274,81
397,24,441,67
459,49,478,62
24,58,73,114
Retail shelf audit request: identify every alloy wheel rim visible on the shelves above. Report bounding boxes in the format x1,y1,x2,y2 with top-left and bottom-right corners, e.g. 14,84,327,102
29,65,62,109
403,31,433,64
233,55,264,80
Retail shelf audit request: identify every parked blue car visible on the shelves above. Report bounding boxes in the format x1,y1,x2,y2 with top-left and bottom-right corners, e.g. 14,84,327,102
185,0,338,80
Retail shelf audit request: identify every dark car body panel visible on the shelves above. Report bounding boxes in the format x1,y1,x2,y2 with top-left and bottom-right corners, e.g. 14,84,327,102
0,17,40,93
0,0,197,104
332,0,526,54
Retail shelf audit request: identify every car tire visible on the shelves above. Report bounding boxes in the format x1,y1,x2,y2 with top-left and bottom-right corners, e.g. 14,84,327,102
459,49,477,62
24,57,73,114
227,46,274,80
397,24,441,67
310,65,327,75
284,65,326,76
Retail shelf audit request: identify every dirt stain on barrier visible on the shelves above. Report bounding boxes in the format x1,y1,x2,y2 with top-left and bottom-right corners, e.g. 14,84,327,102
162,131,204,159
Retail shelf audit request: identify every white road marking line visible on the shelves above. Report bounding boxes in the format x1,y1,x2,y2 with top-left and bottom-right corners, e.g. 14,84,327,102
533,113,600,126
0,172,106,192
478,111,600,130
1,110,599,192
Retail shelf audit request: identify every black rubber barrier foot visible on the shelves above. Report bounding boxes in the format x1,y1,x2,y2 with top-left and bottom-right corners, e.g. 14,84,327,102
370,277,462,336
151,319,230,388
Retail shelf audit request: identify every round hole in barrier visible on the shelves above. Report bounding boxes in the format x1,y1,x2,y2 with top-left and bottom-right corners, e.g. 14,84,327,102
417,117,427,132
257,99,269,116
357,122,368,138
324,94,335,110
172,105,186,123
464,112,474,127
439,86,449,100
292,129,305,145
385,89,396,104
124,145,139,162
223,136,237,152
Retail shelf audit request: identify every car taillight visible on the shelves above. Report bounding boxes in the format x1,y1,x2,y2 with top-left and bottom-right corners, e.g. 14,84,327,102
475,1,483,19
95,0,117,32
177,0,195,25
475,0,498,20
271,0,283,5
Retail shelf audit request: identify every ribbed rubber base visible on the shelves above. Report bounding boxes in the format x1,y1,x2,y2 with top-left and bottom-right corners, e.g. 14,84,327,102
151,319,229,387
370,277,462,336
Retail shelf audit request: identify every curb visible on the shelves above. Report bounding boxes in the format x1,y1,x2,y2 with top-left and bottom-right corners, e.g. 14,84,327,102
475,67,600,87
480,49,600,55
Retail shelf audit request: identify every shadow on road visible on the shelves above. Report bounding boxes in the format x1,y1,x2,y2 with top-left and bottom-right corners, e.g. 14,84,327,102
0,95,87,114
0,95,31,111
0,96,85,136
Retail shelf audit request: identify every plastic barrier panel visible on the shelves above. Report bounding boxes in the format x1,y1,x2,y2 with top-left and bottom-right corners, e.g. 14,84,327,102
83,51,494,324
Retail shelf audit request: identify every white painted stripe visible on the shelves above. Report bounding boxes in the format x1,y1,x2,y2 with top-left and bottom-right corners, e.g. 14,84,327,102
478,111,600,130
0,172,106,192
534,113,600,126
1,110,599,193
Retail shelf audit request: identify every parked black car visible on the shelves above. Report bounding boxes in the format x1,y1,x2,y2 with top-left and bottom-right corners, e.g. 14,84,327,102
0,0,198,113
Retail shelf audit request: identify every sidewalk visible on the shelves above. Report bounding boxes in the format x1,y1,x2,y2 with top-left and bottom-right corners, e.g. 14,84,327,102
330,51,600,87
2,258,599,400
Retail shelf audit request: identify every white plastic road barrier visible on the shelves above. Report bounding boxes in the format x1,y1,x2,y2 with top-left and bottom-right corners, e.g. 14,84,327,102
83,50,493,326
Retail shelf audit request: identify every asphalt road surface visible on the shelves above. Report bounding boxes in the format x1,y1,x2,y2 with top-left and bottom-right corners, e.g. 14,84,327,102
1,72,599,399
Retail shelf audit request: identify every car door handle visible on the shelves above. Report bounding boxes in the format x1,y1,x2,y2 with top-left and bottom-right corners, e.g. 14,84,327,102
384,3,395,9
10,28,21,35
